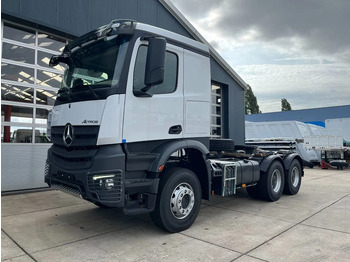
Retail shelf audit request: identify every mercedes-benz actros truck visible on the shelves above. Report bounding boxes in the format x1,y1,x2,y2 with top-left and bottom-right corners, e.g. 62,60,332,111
45,20,303,233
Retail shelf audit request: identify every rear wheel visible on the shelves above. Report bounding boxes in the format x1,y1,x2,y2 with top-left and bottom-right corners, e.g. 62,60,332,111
250,161,285,202
150,167,202,233
284,159,302,195
263,161,285,201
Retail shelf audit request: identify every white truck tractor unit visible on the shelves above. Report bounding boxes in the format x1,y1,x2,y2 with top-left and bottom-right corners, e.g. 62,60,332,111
45,20,303,233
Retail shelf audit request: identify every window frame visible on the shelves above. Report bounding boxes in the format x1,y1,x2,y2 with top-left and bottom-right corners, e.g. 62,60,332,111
211,84,222,138
133,44,179,96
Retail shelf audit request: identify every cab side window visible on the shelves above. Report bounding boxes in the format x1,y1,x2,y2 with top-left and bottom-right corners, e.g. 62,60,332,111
133,45,178,95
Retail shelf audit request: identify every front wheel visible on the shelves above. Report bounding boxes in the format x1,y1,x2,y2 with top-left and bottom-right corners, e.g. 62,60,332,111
150,167,202,233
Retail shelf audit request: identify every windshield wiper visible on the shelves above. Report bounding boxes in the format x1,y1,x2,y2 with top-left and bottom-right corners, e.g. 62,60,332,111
73,84,100,100
86,85,100,100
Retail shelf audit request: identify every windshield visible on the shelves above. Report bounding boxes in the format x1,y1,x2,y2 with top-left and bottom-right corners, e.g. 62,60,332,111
57,35,130,103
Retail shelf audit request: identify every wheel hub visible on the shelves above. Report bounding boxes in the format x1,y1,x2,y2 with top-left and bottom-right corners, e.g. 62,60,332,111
170,183,195,219
291,166,300,187
271,169,282,193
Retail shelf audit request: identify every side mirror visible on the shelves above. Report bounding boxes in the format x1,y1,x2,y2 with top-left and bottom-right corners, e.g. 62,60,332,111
49,55,60,67
144,37,166,87
49,54,71,67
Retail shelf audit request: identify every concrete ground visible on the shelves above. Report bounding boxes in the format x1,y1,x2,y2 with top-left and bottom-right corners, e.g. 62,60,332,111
2,167,350,262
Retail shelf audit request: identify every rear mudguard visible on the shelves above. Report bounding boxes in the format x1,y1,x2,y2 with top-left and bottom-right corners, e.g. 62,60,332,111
260,153,304,177
283,153,304,177
259,155,285,173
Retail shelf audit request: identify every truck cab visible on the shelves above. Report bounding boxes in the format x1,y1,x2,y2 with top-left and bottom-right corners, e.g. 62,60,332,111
45,20,303,233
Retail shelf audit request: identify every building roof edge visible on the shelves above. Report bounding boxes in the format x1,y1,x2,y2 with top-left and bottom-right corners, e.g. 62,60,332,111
159,0,248,90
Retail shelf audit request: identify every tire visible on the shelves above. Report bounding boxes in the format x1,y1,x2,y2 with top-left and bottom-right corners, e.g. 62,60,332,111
150,167,202,233
284,159,302,195
258,161,285,202
209,139,235,151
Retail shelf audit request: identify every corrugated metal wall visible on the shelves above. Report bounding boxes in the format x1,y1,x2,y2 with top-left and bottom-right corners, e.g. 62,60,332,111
2,0,192,39
1,144,50,191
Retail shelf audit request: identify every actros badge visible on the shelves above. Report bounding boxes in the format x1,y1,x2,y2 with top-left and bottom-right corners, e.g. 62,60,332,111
63,123,74,147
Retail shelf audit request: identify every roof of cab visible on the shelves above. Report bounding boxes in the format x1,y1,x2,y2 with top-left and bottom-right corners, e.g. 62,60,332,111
135,22,210,54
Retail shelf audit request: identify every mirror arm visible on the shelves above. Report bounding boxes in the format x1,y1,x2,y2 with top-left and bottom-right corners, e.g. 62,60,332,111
141,85,151,92
134,90,153,97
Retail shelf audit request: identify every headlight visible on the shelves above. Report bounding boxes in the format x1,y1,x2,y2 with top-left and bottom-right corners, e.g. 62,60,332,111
93,174,116,190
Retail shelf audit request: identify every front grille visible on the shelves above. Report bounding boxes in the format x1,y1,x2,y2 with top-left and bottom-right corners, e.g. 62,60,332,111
51,126,100,147
87,171,123,202
49,125,99,170
51,183,82,198
50,145,97,170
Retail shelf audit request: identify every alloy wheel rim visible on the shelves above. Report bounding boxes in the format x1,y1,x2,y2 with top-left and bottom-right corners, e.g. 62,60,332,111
271,169,282,193
170,183,195,219
291,166,300,187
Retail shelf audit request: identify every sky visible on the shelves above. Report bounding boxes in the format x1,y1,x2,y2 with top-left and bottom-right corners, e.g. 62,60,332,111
170,0,350,113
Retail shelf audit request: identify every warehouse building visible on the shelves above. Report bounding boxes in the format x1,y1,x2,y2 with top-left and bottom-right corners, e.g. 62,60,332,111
1,0,248,191
245,105,350,127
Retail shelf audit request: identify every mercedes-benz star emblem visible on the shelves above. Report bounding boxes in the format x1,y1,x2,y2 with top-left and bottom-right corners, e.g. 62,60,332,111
63,124,74,147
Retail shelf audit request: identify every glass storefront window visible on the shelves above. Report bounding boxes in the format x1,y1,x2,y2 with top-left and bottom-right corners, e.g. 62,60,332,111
2,43,35,64
211,84,222,138
211,105,221,115
35,108,48,124
37,70,62,88
38,32,66,52
1,63,34,83
37,51,67,71
34,127,50,143
1,21,69,144
1,83,34,104
1,105,33,123
1,126,33,143
3,23,35,45
35,108,51,143
211,126,221,138
36,88,57,106
211,116,221,126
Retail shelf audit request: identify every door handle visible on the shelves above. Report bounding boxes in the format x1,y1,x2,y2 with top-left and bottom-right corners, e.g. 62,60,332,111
169,125,182,135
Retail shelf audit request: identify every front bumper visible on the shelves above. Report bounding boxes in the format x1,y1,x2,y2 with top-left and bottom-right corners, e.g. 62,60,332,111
45,144,125,207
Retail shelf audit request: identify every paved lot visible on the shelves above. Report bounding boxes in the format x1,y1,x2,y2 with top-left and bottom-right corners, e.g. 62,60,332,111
2,168,350,262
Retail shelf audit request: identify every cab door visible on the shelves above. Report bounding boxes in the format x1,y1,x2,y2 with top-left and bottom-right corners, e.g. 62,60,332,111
122,39,184,143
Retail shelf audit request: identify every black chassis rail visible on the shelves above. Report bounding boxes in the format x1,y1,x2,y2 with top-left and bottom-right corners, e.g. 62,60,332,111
252,150,304,177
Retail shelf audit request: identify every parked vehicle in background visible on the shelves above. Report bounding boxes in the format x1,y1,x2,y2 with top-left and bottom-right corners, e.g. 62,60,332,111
305,118,350,170
246,121,321,167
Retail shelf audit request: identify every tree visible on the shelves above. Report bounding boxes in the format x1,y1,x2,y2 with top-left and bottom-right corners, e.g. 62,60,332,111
245,85,261,114
281,98,292,111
